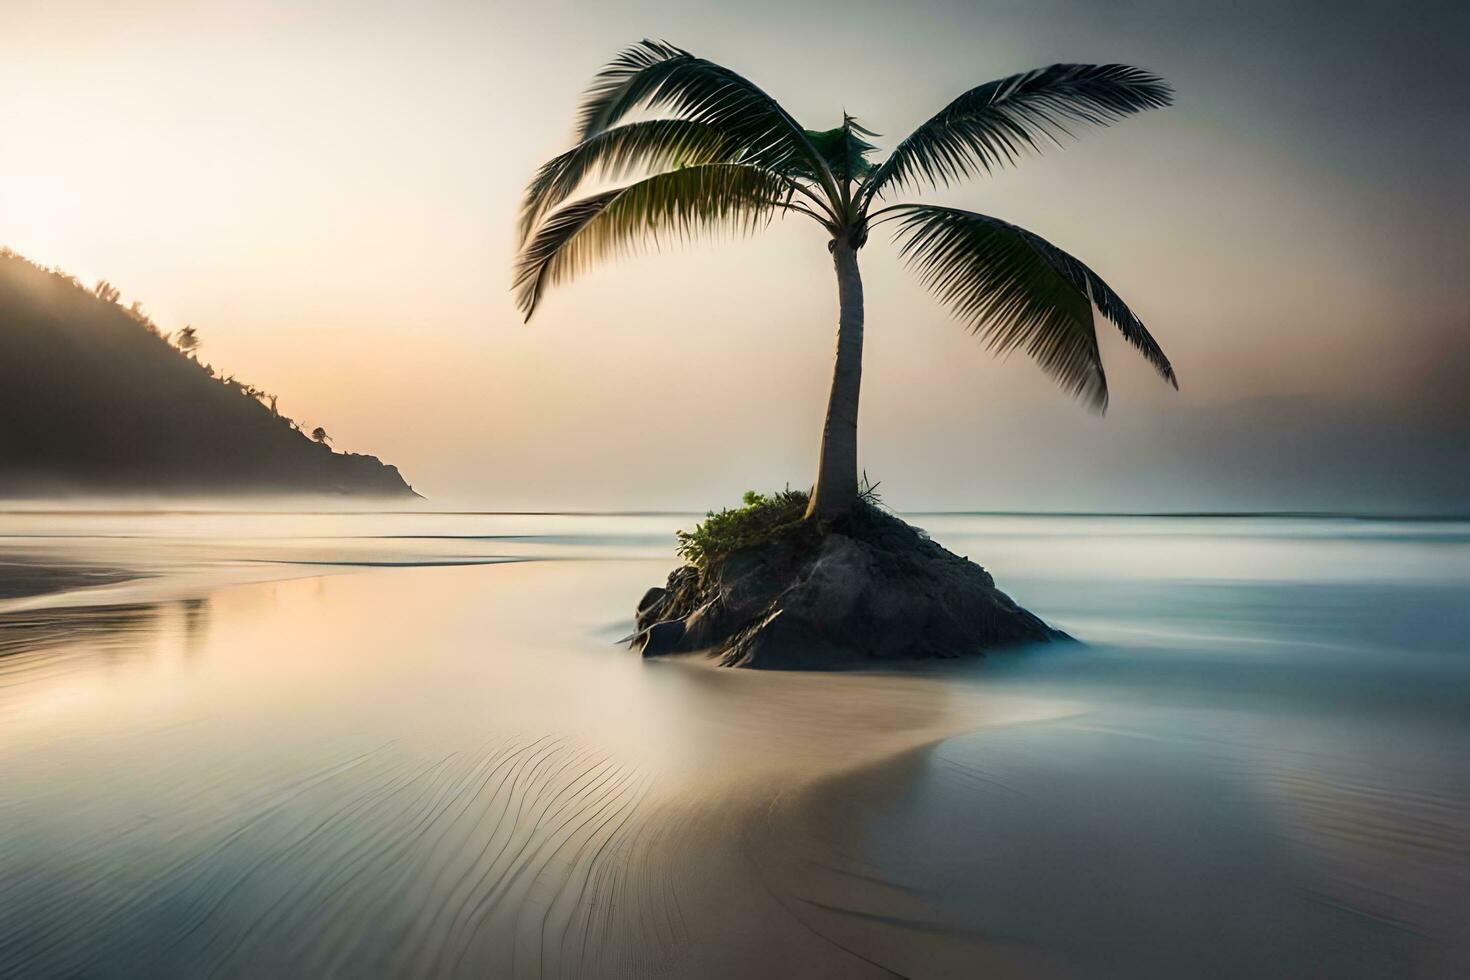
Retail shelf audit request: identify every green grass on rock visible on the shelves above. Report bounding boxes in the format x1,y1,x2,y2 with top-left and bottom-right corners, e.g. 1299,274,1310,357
675,489,809,571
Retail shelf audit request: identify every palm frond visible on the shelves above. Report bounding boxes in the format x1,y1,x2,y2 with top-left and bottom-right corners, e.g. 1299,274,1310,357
888,204,1176,410
514,163,794,320
866,65,1172,200
793,114,880,184
519,119,747,243
575,40,834,198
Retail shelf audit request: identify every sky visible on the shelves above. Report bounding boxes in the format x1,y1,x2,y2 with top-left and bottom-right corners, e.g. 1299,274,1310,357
2,0,1466,511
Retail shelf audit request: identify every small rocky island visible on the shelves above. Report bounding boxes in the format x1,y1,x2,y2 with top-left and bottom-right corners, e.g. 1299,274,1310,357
632,490,1066,669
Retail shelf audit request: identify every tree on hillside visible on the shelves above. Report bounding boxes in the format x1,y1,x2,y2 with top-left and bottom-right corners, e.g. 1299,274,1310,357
311,426,332,446
174,325,200,358
93,280,120,304
516,41,1177,518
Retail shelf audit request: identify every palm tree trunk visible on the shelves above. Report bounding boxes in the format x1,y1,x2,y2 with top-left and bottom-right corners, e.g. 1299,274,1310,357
805,238,864,519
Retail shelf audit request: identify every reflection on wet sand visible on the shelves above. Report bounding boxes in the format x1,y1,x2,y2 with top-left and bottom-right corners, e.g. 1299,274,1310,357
0,598,211,713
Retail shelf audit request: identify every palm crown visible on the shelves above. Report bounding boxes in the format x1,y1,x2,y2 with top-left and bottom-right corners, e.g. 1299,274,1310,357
515,40,1177,517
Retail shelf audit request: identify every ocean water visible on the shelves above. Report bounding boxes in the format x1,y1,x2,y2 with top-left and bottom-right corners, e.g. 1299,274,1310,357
0,509,1466,978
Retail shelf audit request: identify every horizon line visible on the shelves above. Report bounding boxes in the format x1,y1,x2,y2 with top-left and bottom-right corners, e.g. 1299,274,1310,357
0,506,1466,522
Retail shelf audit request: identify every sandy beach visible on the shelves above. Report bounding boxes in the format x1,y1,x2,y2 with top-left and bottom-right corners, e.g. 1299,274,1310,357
0,511,1466,977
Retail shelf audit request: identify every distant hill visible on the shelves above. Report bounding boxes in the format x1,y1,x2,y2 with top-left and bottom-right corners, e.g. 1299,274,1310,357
0,249,416,498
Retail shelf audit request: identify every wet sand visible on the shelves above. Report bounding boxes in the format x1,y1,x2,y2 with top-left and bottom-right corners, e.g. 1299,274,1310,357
1,512,1467,977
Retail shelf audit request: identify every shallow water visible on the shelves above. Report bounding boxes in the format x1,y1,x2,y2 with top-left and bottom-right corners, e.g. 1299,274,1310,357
0,510,1467,978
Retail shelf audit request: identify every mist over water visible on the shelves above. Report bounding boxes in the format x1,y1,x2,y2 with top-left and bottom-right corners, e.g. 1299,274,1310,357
1,509,1467,977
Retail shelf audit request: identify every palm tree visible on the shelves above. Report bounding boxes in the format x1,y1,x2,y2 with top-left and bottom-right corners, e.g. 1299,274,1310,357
515,41,1178,519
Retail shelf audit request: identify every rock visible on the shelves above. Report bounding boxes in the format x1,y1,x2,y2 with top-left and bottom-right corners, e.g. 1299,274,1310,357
633,618,686,658
636,587,670,629
680,599,729,651
630,503,1069,669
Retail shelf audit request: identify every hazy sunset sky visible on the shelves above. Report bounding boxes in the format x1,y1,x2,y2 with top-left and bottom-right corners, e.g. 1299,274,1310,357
3,0,1465,510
